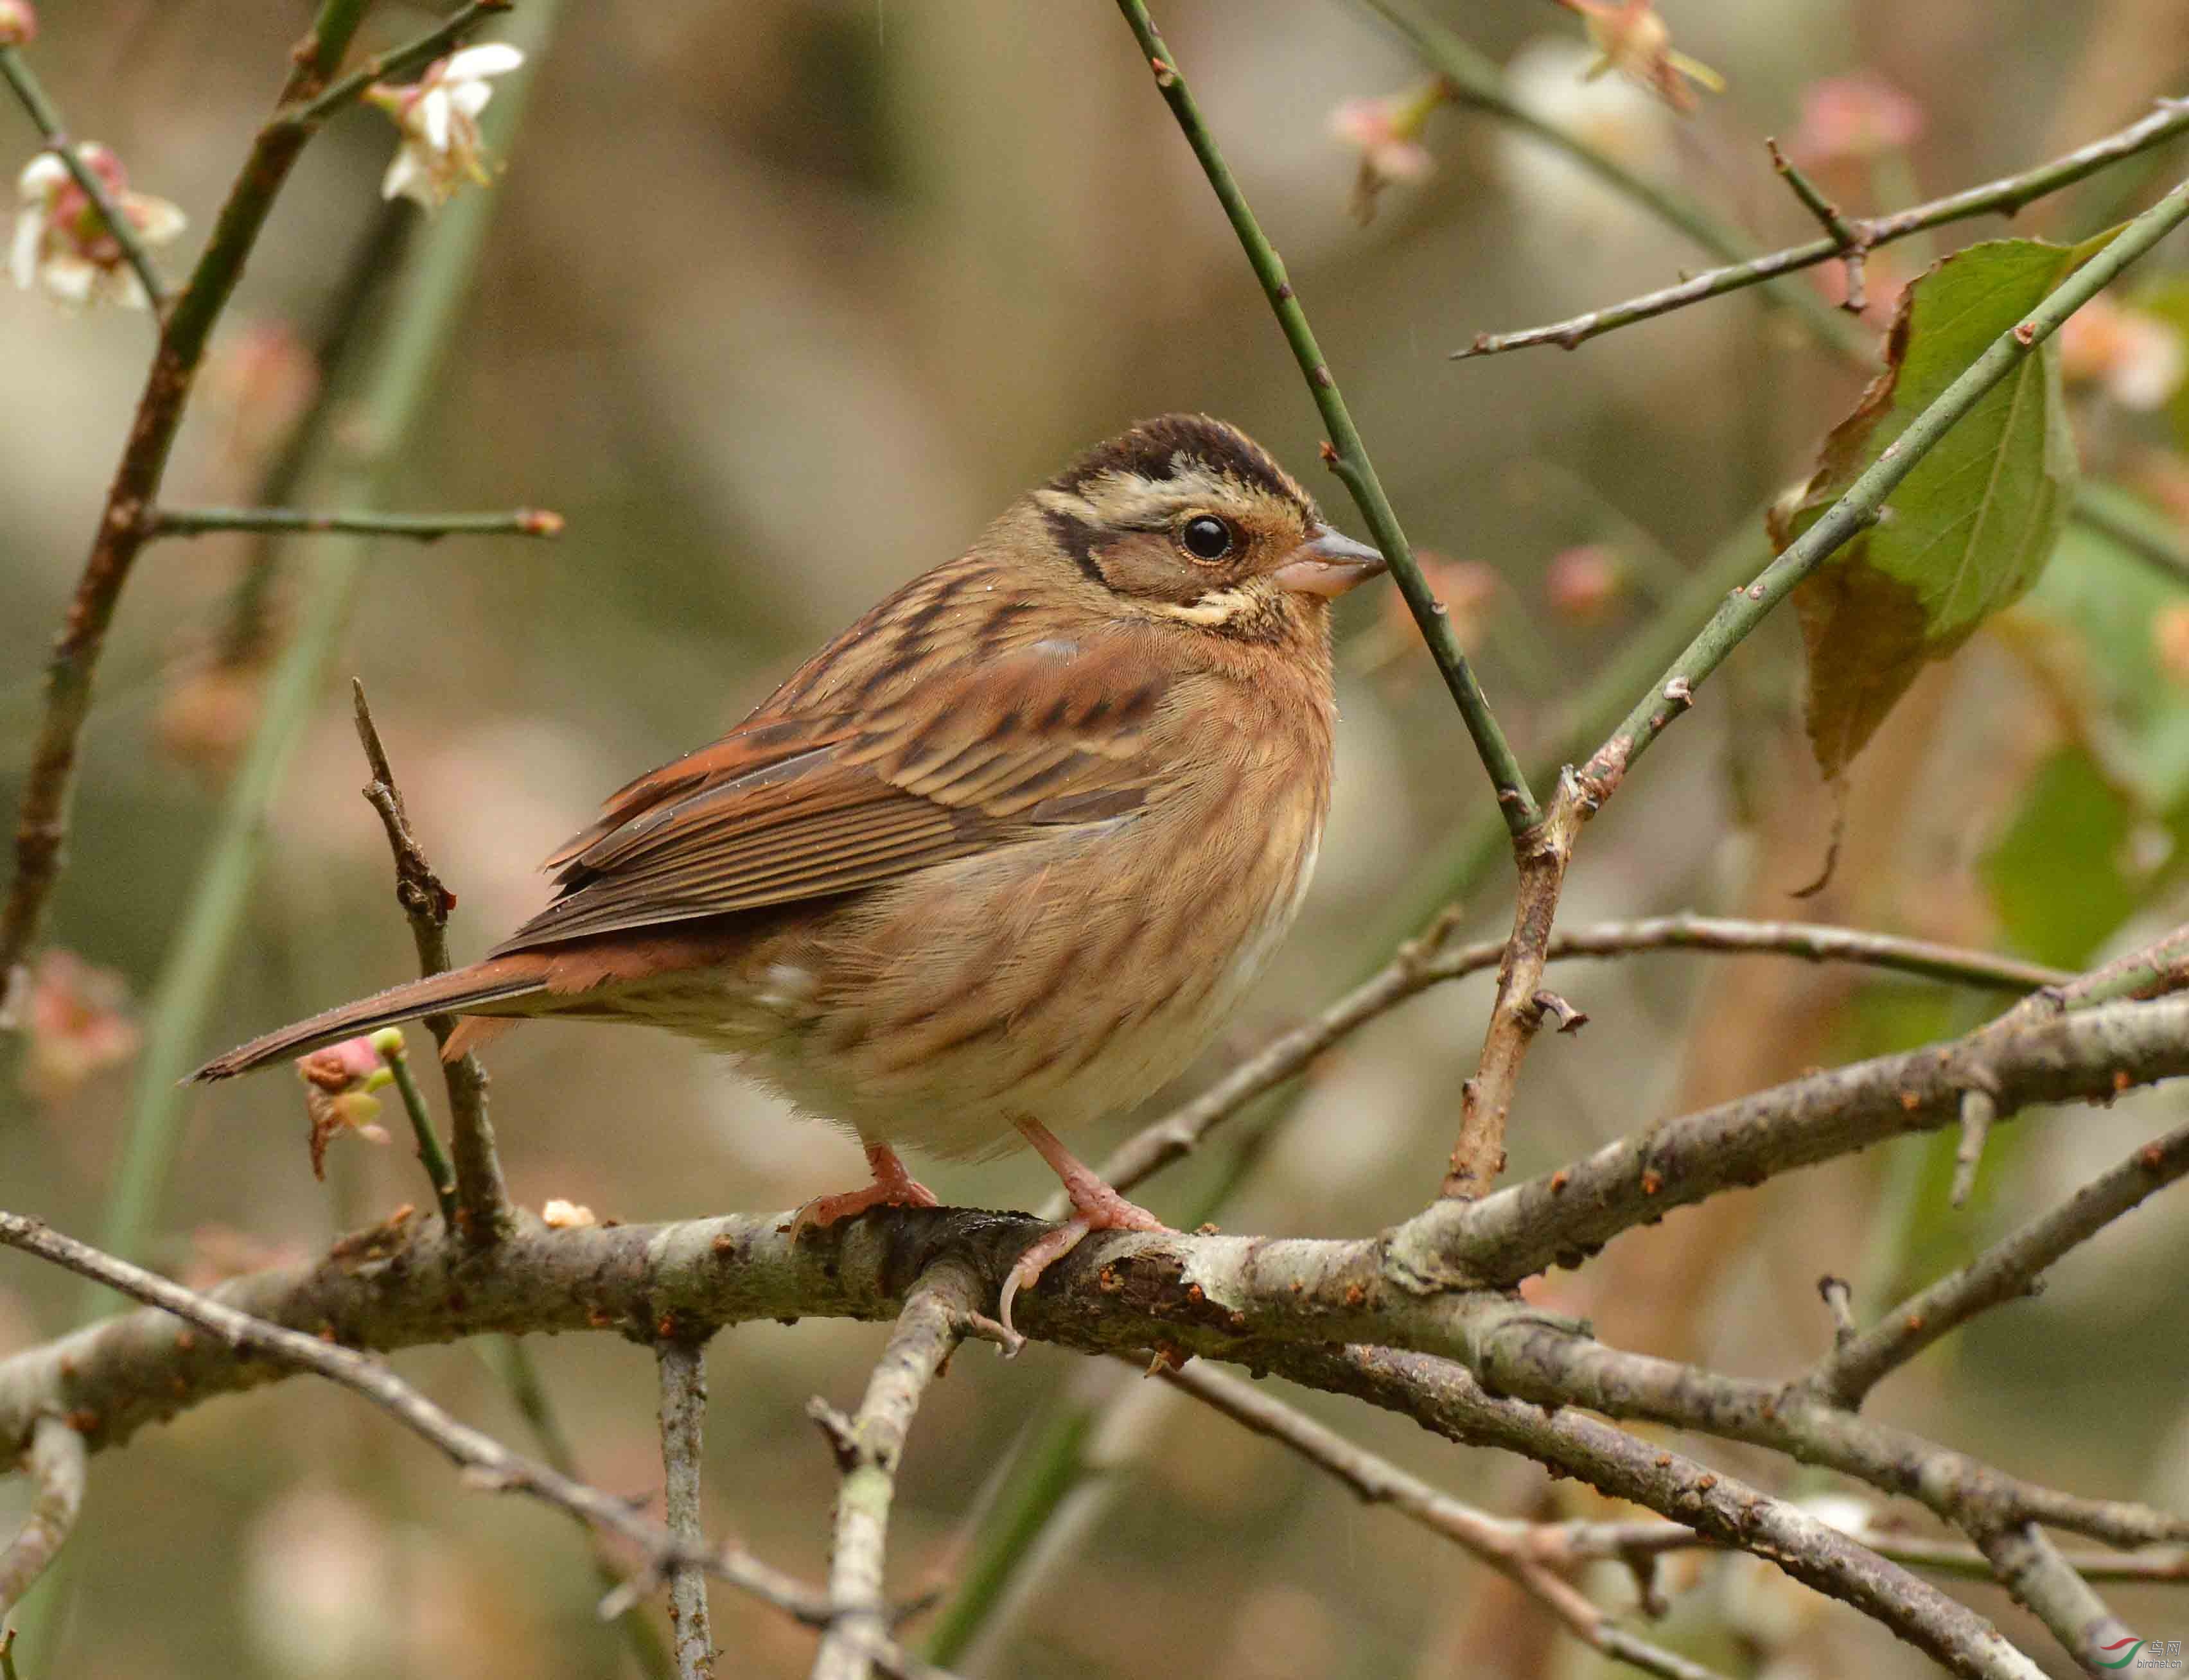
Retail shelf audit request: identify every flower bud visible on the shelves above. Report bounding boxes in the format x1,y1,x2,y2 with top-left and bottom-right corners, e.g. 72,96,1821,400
0,1,38,47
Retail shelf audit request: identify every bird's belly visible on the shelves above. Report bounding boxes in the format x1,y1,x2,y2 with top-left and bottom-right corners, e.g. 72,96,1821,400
666,816,1323,1162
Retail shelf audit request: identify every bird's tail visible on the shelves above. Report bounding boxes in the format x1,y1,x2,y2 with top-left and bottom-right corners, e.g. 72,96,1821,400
189,956,551,1081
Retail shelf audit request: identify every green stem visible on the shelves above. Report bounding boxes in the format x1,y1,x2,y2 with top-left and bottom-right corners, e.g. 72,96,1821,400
2071,480,2189,590
1585,174,2189,794
376,1035,458,1223
276,1,513,130
153,506,561,542
0,46,170,313
1113,0,1540,834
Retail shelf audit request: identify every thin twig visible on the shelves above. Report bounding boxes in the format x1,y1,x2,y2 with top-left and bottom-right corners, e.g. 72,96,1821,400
151,505,561,542
374,1028,459,1224
275,1,513,130
1767,137,1867,313
1166,1361,1735,1680
1112,0,1538,835
811,1266,978,1680
2073,482,2189,590
0,46,170,312
1078,910,2066,1212
1358,0,1870,365
0,0,507,1011
353,682,514,1243
1451,93,2189,357
0,1213,951,1677
1579,173,2189,800
0,1417,84,1612
658,1339,715,1680
1950,1087,1996,1209
1811,1114,2189,1408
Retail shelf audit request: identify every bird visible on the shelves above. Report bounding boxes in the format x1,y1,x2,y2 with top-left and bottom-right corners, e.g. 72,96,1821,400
193,414,1386,1327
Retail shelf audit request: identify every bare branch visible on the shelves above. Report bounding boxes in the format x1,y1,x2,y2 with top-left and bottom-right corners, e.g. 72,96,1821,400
0,1417,85,1612
1978,1523,2137,1675
1083,910,2064,1211
353,683,514,1243
1766,137,1868,313
1166,1361,1735,1680
811,1264,977,1680
1811,1114,2189,1407
658,1339,715,1680
0,1213,952,1676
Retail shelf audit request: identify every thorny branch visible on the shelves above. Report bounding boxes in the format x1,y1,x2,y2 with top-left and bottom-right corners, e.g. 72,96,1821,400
353,683,514,1242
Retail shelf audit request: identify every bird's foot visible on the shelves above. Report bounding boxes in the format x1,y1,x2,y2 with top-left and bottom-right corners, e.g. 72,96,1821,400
789,1144,938,1239
999,1117,1173,1338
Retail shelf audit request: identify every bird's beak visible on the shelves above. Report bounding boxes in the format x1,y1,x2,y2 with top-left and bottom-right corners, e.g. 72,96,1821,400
1270,525,1387,598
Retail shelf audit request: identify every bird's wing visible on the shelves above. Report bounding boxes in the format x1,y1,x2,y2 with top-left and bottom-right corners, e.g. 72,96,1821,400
494,636,1168,951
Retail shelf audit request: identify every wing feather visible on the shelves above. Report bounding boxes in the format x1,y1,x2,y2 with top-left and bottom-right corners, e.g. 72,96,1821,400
494,627,1168,953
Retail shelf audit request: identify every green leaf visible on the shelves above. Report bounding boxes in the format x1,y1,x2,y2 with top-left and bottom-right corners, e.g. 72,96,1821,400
1980,746,2141,969
1771,239,2080,780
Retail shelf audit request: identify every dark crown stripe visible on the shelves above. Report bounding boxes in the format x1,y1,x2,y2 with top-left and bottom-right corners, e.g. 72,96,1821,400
1050,414,1312,519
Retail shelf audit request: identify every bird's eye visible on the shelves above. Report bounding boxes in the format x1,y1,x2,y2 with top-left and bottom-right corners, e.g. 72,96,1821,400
1179,515,1234,562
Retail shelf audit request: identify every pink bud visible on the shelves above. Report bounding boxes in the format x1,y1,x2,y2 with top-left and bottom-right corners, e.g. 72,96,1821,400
0,0,37,46
1545,545,1628,622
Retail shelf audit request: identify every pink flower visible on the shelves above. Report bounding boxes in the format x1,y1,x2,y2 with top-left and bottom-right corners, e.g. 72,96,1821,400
1787,73,1925,168
0,1,38,48
367,44,525,211
19,949,139,1101
1329,81,1446,224
295,1036,396,1179
1544,545,1628,622
1560,0,1723,114
10,144,182,309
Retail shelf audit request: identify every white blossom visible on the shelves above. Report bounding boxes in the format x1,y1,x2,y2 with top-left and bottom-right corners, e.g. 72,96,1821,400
368,44,525,212
10,144,183,310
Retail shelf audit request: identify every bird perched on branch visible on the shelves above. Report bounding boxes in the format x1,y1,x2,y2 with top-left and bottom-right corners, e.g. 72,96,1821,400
195,414,1386,1327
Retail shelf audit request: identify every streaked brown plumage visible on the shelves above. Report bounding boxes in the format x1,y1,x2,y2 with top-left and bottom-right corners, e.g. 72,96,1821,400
194,415,1385,1320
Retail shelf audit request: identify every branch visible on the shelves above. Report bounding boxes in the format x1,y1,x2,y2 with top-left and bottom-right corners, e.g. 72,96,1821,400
1767,137,1867,313
1451,93,2189,358
1166,1361,1734,1680
1087,911,2062,1210
810,1264,978,1680
1394,993,2189,1289
2074,481,2189,590
352,683,514,1242
1578,172,2189,800
0,0,505,1011
0,46,170,312
1358,0,1870,365
1809,1112,2189,1407
1978,1523,2136,1674
374,1026,459,1223
1112,0,1538,835
0,1416,84,1612
276,1,513,129
658,1339,714,1680
150,505,562,542
0,1214,952,1679
1446,776,1585,1197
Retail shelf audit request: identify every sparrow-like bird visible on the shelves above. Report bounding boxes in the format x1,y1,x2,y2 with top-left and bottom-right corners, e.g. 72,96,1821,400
195,414,1385,1322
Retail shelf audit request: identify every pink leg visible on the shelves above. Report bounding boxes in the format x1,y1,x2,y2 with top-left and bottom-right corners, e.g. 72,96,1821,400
999,1117,1172,1334
790,1143,938,1237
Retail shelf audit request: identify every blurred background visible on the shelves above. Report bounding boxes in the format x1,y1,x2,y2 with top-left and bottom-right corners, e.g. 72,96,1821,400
5,1,2189,1675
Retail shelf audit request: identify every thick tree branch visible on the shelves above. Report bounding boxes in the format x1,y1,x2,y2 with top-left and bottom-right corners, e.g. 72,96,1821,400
0,1214,951,1678
1112,0,1538,834
1978,1523,2136,1675
0,1416,84,1613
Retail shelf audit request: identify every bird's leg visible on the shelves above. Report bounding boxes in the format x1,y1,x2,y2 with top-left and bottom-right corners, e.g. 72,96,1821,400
790,1142,939,1236
1000,1116,1173,1335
